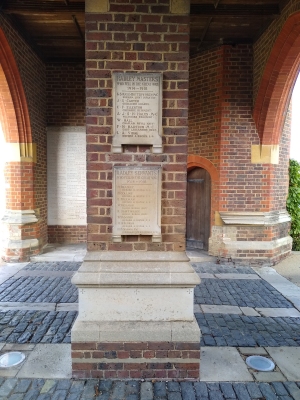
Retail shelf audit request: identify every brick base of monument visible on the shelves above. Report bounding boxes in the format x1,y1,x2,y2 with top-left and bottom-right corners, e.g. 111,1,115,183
71,342,200,380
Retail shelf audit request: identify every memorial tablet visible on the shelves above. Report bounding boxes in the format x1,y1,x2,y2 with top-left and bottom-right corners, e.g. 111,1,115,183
47,127,87,226
112,166,161,242
112,72,162,153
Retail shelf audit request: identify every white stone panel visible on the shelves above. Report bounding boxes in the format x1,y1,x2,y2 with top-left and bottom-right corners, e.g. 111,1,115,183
47,127,86,225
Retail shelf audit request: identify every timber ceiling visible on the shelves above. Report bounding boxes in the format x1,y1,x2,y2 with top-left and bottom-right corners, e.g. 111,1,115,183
0,0,288,62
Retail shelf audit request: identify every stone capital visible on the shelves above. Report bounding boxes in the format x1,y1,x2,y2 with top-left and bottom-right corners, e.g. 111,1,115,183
85,0,109,13
170,0,190,14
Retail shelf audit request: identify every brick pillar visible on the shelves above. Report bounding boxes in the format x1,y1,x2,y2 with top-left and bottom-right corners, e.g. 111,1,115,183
1,146,41,262
71,0,201,380
0,56,42,262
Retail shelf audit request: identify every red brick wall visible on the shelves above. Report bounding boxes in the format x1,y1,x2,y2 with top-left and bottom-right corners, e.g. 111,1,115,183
188,48,222,165
46,62,86,244
46,63,85,126
0,15,47,248
86,0,189,252
188,44,291,216
48,225,87,244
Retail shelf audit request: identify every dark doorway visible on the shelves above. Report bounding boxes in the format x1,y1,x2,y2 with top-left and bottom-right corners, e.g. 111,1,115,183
186,168,211,251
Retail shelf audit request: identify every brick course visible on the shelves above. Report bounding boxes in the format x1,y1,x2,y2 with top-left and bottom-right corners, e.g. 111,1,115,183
72,341,200,380
46,63,85,127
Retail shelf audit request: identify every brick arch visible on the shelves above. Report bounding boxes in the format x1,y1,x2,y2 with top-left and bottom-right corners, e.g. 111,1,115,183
187,154,219,181
254,12,300,145
0,28,31,144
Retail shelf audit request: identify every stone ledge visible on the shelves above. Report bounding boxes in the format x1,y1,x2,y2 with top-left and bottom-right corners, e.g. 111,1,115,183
219,210,290,226
83,251,191,262
71,319,201,342
224,236,292,251
1,209,39,225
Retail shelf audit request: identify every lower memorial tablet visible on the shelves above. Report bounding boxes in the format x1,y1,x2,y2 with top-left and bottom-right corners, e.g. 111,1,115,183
112,166,161,241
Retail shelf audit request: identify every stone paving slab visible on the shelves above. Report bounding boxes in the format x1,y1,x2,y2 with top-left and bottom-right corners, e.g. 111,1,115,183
0,310,77,344
24,262,81,271
200,305,243,314
17,344,71,379
195,278,294,308
0,302,78,312
266,347,300,381
0,276,78,303
200,347,253,382
14,270,75,278
196,313,300,347
0,378,300,399
0,302,56,311
256,308,300,318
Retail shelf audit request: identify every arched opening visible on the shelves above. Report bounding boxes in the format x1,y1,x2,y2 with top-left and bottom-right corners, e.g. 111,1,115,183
187,155,219,252
186,167,211,251
0,124,5,249
254,12,300,145
0,29,38,262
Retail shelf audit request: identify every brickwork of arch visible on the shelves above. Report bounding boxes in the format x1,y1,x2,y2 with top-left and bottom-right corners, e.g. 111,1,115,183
0,28,31,144
254,12,300,145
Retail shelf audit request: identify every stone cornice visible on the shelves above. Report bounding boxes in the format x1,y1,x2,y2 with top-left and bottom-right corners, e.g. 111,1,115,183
219,210,291,226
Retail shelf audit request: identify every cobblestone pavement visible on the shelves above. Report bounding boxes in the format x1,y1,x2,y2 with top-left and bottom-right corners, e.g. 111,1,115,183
192,262,256,275
0,310,77,343
0,277,77,303
196,313,300,347
24,262,81,272
1,378,300,399
195,279,293,308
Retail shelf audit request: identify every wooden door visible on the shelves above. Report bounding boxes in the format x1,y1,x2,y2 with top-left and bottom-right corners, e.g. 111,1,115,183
186,168,211,251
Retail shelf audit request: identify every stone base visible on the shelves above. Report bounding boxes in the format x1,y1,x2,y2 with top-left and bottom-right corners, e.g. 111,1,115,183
1,209,42,262
209,213,292,264
71,251,201,380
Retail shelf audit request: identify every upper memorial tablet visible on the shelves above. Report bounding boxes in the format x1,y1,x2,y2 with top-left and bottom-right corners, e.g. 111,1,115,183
112,72,162,153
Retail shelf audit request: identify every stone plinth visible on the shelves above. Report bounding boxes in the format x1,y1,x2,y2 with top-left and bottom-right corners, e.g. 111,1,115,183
71,251,201,380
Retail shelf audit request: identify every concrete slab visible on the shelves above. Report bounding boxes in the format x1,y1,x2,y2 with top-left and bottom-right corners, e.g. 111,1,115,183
0,262,29,285
240,307,261,317
255,307,300,318
0,302,56,311
194,304,202,313
17,344,72,379
238,347,268,356
15,270,75,278
215,273,261,280
200,347,253,382
3,344,36,351
56,303,78,311
252,371,286,382
253,266,300,311
272,251,300,287
266,347,300,381
198,273,215,279
200,305,242,314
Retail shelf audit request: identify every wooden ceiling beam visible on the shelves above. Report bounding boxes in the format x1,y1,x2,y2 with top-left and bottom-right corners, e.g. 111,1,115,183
2,2,84,15
190,3,280,16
